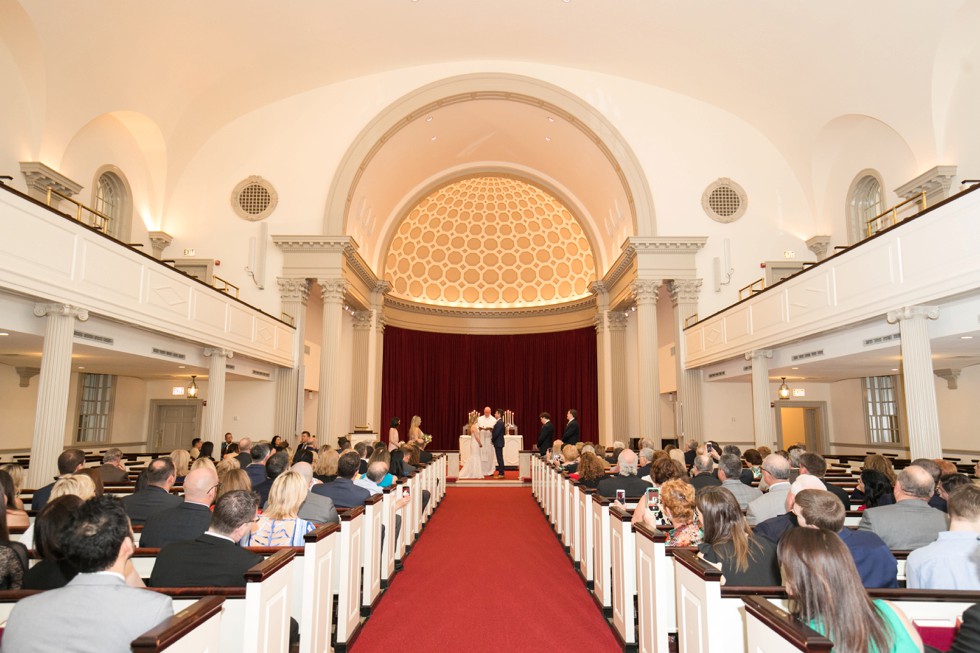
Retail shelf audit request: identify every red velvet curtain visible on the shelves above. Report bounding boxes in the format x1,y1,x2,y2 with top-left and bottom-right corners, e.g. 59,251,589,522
381,326,598,450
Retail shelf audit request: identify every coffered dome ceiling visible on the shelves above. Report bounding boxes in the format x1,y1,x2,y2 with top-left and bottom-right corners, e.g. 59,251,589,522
384,176,595,309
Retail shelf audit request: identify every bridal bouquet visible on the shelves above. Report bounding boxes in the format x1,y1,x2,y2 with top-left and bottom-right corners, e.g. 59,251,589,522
423,434,433,445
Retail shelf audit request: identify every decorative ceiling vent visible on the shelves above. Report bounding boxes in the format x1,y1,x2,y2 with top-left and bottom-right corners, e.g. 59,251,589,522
151,347,186,360
231,175,277,221
252,369,271,378
74,330,114,346
863,333,901,347
707,370,727,379
791,349,825,362
702,178,748,223
226,364,236,371
743,365,752,372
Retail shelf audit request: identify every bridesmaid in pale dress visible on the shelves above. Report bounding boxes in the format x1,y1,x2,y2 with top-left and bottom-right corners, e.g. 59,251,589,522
388,417,401,452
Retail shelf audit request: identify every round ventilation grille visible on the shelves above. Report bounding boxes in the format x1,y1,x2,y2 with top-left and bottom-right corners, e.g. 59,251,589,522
231,176,277,221
385,176,595,308
701,178,747,223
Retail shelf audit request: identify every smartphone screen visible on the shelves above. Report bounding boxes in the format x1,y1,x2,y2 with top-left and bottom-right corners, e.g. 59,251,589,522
402,487,410,498
615,489,626,502
646,487,660,511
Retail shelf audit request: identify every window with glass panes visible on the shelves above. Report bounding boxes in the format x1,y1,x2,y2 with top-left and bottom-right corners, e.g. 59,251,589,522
94,173,119,235
76,373,114,442
863,375,900,443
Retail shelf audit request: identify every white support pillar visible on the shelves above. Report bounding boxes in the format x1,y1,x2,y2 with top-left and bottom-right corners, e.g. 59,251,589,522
607,311,629,443
746,350,776,449
632,279,662,445
317,278,349,447
29,303,88,489
202,348,233,446
887,306,942,458
369,285,389,432
591,282,613,445
274,278,309,443
669,279,704,443
350,310,373,429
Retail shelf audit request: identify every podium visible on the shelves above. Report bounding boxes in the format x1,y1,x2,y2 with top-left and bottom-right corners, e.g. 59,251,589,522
459,435,523,467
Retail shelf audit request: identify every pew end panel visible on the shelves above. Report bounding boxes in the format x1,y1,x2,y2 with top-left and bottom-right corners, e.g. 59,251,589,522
130,595,225,653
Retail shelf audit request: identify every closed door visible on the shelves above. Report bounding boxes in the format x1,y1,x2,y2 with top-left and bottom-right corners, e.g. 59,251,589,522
154,404,200,451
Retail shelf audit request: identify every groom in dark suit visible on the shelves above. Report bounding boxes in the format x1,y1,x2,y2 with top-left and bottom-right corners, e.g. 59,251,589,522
492,408,506,478
537,412,555,456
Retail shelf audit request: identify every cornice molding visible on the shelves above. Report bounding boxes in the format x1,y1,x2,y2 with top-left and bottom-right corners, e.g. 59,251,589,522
627,236,709,253
382,294,596,319
271,235,360,253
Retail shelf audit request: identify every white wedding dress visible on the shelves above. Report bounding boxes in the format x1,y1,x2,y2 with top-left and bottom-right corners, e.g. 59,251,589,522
458,426,486,479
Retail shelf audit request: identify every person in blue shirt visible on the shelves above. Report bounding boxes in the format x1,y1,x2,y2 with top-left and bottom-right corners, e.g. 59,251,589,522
906,483,980,590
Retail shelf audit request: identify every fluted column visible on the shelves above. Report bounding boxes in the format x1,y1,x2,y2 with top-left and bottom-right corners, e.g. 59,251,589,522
350,310,373,428
746,350,776,449
887,306,942,458
274,278,310,441
29,303,89,488
632,279,662,445
317,278,349,446
368,282,390,432
202,348,233,446
669,279,704,442
591,283,612,445
607,311,629,443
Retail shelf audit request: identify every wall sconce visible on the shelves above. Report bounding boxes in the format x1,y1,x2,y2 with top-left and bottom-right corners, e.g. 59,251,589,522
778,377,790,400
186,375,199,399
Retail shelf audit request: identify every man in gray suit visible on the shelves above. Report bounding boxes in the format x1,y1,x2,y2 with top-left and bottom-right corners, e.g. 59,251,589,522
718,453,762,510
3,495,173,653
293,461,339,524
746,454,792,525
858,465,949,549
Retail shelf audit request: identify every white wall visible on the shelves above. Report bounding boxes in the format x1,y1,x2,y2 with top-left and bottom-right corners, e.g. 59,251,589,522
935,363,980,452
223,379,277,442
0,364,39,451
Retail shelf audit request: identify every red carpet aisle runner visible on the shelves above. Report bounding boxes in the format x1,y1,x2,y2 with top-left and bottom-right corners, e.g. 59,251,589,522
353,487,621,653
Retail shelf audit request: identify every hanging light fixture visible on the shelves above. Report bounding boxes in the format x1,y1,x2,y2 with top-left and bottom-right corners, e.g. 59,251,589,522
186,375,199,399
778,377,790,400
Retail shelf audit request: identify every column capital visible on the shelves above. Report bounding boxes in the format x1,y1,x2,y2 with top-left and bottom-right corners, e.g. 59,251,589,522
277,277,311,304
630,279,662,304
33,303,89,321
204,347,234,359
668,279,703,307
607,311,628,332
352,310,374,330
805,235,832,262
886,305,939,324
744,349,773,362
318,278,349,304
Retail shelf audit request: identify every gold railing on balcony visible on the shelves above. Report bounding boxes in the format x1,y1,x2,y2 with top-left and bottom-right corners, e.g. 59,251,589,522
866,191,927,237
212,275,239,298
684,313,699,328
280,312,295,326
738,278,765,301
46,188,112,234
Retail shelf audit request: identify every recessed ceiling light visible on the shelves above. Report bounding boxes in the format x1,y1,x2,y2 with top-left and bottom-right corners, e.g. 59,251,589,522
425,116,433,122
544,136,552,142
0,332,8,336
78,366,85,370
961,335,974,340
891,368,899,372
430,136,437,141
547,116,555,122
178,365,186,369
791,367,799,370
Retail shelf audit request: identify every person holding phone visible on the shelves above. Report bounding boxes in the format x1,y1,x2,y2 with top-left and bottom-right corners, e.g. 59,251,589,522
596,449,652,500
637,479,702,546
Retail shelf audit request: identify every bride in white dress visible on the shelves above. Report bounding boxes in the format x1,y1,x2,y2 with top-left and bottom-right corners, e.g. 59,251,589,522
458,412,486,479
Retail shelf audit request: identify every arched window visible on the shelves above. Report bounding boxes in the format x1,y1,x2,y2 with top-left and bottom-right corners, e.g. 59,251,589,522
847,172,884,244
91,167,132,242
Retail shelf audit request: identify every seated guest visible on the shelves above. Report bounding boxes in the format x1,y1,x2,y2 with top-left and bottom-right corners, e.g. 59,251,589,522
792,489,897,589
215,457,241,476
683,441,698,467
689,454,722,493
637,447,654,478
22,495,83,590
249,471,316,546
76,467,105,497
354,461,388,496
907,484,980,590
632,478,702,547
150,490,263,587
570,451,606,489
743,449,763,481
169,448,191,484
912,457,947,512
197,441,216,463
0,463,26,509
777,528,921,651
399,446,418,475
390,448,410,477
31,448,85,512
236,438,253,469
786,445,804,483
561,444,580,473
95,447,129,484
354,441,371,475
697,486,780,586
649,456,684,488
4,496,173,653
293,462,339,524
367,448,396,487
718,453,761,510
666,445,687,469
139,466,219,548
122,457,181,526
854,469,895,510
254,450,290,507
50,473,97,502
858,465,949,549
0,496,27,589
337,436,352,452
746,454,792,526
190,437,203,459
938,473,972,505
313,446,340,484
717,445,754,485
245,442,272,488
0,470,29,530
222,442,240,459
797,452,849,509
754,474,825,543
597,449,652,499
946,602,980,653
851,454,896,504
312,451,372,509
607,441,625,466
217,467,251,500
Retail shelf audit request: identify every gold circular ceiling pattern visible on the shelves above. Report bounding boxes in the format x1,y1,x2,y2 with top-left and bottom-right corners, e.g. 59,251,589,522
385,176,595,308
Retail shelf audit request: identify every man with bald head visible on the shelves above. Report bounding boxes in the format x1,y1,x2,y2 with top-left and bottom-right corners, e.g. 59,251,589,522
746,454,792,526
596,449,652,499
858,464,949,549
139,466,220,548
754,474,826,543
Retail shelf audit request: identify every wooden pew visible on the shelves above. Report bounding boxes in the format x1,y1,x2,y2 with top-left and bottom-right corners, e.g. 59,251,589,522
634,522,689,653
299,523,340,653
591,493,613,615
361,494,384,615
741,595,832,653
609,503,637,648
334,506,365,652
380,486,397,588
576,484,597,587
130,595,226,653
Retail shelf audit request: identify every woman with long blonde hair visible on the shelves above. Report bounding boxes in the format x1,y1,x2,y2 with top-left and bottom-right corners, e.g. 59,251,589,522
248,471,315,546
407,415,425,447
169,449,191,481
313,447,339,483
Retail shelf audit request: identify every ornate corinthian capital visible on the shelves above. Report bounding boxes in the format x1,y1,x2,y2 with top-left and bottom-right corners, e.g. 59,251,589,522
277,278,310,304
630,279,661,305
317,278,349,304
668,279,703,306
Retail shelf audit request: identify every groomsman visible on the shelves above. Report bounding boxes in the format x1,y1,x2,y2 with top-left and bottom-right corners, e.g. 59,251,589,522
562,409,580,445
492,409,506,478
537,412,554,456
220,432,234,458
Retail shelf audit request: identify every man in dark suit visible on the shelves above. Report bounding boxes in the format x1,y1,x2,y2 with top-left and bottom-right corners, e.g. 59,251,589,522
683,441,698,468
32,448,85,512
140,466,219,548
799,452,850,509
690,454,722,493
354,442,370,474
95,447,129,485
311,451,371,509
219,432,235,458
292,431,316,465
150,490,263,588
245,442,272,489
122,457,182,526
236,438,253,469
253,450,289,507
491,408,506,478
597,450,652,499
537,412,555,456
562,408,579,445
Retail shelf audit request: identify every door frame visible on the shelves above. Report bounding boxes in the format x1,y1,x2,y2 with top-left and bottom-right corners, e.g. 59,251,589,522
773,401,828,453
148,399,203,451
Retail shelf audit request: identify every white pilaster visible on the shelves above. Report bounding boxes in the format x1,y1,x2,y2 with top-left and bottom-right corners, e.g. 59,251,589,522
274,278,310,441
607,311,629,444
369,283,389,433
591,282,612,445
746,349,776,449
632,279,662,445
669,279,704,443
887,305,942,458
202,348,233,446
29,303,88,488
350,310,373,428
317,278,349,446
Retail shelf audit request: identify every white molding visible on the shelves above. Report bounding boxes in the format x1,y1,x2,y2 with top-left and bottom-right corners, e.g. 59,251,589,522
894,165,957,202
382,294,595,319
